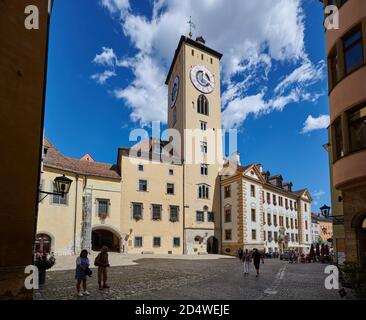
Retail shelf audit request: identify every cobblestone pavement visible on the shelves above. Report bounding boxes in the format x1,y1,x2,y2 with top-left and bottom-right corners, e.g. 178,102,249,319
34,258,353,300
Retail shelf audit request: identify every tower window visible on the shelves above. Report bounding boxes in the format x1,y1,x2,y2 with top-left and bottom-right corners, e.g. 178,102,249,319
201,164,208,176
210,58,213,64
201,54,204,60
192,49,194,56
197,95,209,116
201,141,208,154
198,184,209,199
200,121,207,131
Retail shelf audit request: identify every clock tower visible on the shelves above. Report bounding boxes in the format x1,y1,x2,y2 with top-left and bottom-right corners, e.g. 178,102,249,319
165,36,223,254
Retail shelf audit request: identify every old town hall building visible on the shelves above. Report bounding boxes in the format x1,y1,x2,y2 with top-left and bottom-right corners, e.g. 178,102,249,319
37,36,312,256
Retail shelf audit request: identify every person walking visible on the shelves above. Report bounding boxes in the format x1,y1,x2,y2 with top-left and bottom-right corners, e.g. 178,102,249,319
252,249,264,277
95,246,110,290
75,249,90,297
242,249,251,276
238,248,243,261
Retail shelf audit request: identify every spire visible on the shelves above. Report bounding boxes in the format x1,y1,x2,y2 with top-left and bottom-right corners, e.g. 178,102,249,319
187,16,196,38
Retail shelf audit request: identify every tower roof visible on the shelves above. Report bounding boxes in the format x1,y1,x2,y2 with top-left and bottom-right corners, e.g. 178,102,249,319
165,35,223,85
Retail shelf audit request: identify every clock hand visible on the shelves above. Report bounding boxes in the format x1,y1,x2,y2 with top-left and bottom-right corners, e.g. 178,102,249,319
202,72,211,85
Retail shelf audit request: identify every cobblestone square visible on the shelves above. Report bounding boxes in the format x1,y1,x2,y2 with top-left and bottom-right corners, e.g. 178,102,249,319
34,256,352,300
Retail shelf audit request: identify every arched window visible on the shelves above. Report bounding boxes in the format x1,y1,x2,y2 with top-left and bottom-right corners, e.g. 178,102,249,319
198,184,209,199
197,95,209,116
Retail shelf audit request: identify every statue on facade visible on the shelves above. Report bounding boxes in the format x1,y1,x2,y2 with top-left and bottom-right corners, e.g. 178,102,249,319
278,226,289,254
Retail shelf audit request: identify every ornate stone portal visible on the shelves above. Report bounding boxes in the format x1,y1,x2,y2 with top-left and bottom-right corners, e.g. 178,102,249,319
278,226,289,254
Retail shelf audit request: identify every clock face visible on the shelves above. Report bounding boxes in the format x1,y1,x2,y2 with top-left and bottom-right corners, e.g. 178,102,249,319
171,76,179,108
190,65,215,94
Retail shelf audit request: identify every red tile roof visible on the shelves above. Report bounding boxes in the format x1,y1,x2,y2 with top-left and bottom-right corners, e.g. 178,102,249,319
43,137,120,180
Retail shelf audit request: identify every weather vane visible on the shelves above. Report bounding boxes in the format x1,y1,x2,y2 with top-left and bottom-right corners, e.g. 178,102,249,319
187,16,196,38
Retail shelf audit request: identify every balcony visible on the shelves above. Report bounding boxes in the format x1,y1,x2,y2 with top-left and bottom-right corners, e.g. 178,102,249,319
333,148,366,189
330,66,366,121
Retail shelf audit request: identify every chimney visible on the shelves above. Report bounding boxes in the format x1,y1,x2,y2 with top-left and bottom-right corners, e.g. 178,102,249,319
196,36,206,44
257,164,263,173
262,171,270,182
269,175,283,188
231,151,241,166
283,182,293,192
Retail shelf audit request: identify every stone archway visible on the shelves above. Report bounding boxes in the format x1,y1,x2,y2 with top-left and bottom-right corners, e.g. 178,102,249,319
207,236,219,254
92,228,121,253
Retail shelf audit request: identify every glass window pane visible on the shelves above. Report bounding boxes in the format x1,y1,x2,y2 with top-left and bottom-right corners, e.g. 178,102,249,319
349,106,366,152
344,30,362,48
345,42,363,74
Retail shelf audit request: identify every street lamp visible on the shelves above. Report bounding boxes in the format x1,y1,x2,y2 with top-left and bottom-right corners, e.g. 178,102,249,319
39,174,72,202
320,204,331,218
319,204,344,224
54,175,72,196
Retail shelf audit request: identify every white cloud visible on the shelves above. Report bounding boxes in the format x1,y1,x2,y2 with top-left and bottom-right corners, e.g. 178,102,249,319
275,59,326,94
93,47,118,67
96,0,325,126
114,54,167,125
312,189,326,206
91,70,116,85
222,88,321,129
100,0,129,16
301,115,330,134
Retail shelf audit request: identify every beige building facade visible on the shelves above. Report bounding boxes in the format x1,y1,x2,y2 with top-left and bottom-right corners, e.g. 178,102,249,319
38,35,312,256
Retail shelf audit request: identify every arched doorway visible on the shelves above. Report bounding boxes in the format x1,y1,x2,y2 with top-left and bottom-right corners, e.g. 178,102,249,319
35,233,52,254
207,236,219,254
357,215,366,268
92,229,120,252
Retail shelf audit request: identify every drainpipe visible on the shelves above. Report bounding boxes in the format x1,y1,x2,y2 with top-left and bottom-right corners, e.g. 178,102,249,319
183,162,185,254
219,175,223,254
73,175,79,254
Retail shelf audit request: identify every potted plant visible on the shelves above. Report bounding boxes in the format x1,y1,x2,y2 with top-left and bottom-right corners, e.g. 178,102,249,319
99,212,108,221
170,216,178,223
134,214,142,221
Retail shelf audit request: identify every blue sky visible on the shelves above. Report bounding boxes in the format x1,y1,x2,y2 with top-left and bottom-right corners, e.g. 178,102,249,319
45,0,331,208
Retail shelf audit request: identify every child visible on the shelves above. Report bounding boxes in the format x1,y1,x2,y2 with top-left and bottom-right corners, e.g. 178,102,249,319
75,249,90,297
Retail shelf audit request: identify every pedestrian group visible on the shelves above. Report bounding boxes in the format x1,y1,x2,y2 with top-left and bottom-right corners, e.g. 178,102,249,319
237,248,265,277
75,246,110,297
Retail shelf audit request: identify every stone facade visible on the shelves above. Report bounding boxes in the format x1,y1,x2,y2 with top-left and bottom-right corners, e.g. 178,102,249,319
221,164,312,256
